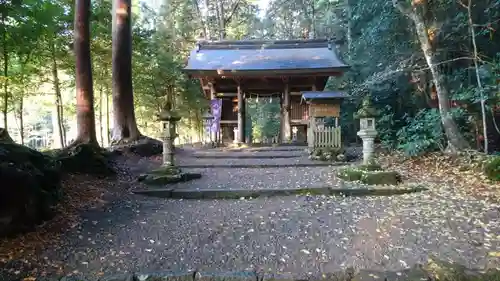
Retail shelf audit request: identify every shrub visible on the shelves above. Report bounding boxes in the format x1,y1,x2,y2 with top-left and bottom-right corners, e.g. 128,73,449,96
484,156,500,181
395,108,472,156
361,170,402,185
310,147,345,161
337,167,363,181
358,163,383,171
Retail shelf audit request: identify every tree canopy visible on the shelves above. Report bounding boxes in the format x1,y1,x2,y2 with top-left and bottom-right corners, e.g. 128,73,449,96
0,0,498,155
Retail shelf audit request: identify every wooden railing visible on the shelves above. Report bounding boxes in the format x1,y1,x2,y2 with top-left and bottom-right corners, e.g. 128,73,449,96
312,127,342,148
308,117,342,148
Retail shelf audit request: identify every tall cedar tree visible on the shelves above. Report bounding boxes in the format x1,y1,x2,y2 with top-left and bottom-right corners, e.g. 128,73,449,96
111,0,141,142
73,0,98,145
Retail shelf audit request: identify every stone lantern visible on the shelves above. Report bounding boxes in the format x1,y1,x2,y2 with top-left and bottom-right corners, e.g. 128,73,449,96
355,96,379,165
202,111,214,145
158,108,181,167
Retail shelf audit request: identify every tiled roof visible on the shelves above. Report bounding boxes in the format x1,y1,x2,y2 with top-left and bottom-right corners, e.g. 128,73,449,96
301,91,348,100
184,39,348,72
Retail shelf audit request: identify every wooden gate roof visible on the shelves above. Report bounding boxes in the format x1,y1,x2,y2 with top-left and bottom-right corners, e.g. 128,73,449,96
183,39,349,77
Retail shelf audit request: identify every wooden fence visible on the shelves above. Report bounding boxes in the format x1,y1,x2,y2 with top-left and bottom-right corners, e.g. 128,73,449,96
312,127,342,148
308,117,342,148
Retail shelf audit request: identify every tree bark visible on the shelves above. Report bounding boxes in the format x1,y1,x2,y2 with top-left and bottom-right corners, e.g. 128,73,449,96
73,0,98,145
105,82,110,145
17,96,23,145
345,0,352,58
2,9,8,130
464,0,488,153
111,0,141,143
392,0,470,152
99,84,104,146
217,0,225,40
193,0,208,39
50,39,65,148
203,0,211,39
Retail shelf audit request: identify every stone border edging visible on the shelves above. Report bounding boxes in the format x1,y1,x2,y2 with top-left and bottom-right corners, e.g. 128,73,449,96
132,185,427,199
177,163,345,169
192,155,303,159
138,172,202,185
223,147,307,152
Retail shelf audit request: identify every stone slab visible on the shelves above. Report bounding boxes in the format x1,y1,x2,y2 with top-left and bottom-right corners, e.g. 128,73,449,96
138,172,202,185
195,271,258,281
99,273,135,281
132,186,426,200
177,163,342,169
192,155,302,159
169,187,331,199
133,188,174,198
134,272,195,281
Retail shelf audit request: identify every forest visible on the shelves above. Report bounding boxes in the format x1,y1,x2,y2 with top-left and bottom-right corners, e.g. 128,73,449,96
0,0,499,155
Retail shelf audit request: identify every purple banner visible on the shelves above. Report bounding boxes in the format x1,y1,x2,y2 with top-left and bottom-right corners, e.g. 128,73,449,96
210,99,222,134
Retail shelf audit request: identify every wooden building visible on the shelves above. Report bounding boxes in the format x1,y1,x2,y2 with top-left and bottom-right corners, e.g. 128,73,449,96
183,39,349,145
301,91,348,148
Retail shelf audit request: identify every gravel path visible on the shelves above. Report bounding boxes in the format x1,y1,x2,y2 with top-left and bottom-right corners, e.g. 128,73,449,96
17,190,500,279
2,150,499,280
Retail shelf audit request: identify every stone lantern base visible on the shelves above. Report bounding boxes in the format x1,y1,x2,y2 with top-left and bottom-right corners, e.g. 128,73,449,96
137,166,202,186
357,129,377,165
136,107,202,186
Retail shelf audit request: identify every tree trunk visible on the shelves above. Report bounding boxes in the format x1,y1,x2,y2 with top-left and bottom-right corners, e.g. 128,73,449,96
105,83,110,145
17,96,24,145
466,0,488,153
193,0,208,39
414,19,469,151
50,40,65,148
73,0,98,145
217,0,225,40
99,84,104,146
309,1,315,39
345,0,352,58
111,0,141,143
392,0,470,152
2,9,8,130
203,0,211,39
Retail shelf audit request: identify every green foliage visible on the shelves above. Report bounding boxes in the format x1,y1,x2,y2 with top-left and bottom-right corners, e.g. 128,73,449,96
337,167,363,181
484,156,500,182
248,98,280,141
377,105,398,149
309,147,345,161
396,109,446,156
358,163,383,171
395,108,474,156
261,0,500,154
131,4,207,139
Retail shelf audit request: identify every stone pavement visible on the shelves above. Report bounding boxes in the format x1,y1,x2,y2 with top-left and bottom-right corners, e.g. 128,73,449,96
171,146,341,190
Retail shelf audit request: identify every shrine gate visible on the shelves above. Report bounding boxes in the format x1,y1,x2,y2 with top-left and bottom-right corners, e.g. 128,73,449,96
183,39,349,145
